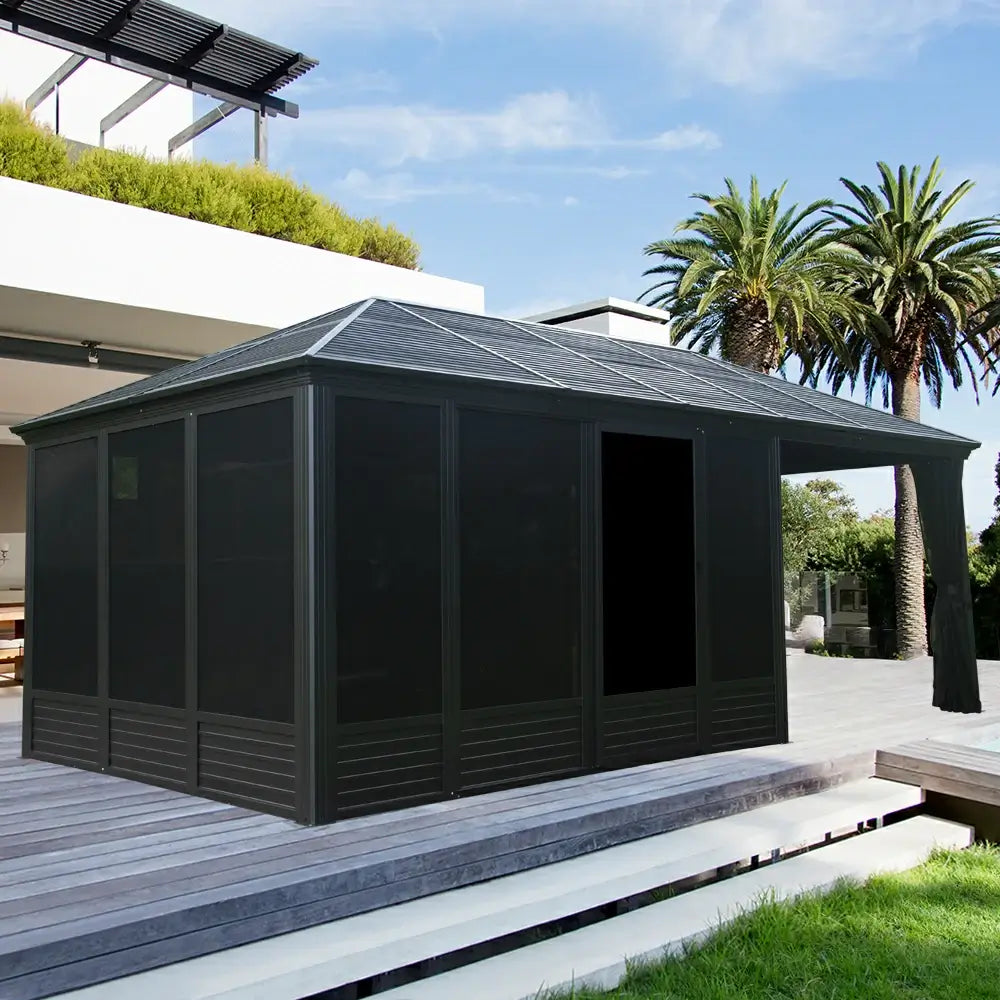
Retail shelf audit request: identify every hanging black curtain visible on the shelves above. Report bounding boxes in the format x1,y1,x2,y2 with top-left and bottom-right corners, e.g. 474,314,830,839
912,456,981,713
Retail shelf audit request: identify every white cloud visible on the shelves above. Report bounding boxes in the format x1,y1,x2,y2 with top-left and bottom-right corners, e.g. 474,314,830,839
183,0,1000,92
330,167,535,204
304,92,717,165
563,195,580,207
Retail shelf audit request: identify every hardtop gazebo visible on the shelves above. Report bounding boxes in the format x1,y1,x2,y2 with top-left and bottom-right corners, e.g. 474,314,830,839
13,298,981,823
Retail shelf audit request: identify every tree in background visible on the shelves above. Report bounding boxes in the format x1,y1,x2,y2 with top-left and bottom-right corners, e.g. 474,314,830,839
781,479,858,575
641,177,865,373
811,161,1000,659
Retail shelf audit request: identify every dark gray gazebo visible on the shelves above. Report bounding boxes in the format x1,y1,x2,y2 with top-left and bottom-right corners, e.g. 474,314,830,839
13,298,981,824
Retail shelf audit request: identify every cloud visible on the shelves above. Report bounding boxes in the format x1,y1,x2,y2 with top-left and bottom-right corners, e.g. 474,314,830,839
304,91,718,165
563,195,580,207
330,168,535,204
183,0,1000,92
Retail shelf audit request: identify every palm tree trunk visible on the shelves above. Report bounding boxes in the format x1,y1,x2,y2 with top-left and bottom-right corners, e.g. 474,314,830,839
891,371,928,659
722,299,779,373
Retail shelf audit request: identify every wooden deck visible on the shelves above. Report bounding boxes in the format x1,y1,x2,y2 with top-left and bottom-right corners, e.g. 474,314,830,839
3,654,1000,1000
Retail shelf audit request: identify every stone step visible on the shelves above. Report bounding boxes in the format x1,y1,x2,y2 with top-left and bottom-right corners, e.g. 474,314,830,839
380,814,972,1000
58,778,925,1000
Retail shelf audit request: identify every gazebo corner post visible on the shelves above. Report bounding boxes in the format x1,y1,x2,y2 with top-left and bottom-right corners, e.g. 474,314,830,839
912,455,981,714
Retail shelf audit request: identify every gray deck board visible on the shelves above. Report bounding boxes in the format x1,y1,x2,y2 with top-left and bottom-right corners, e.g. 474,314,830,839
875,739,1000,804
2,655,1000,999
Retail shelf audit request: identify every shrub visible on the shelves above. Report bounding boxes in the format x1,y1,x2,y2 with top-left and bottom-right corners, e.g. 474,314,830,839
0,101,70,186
804,639,829,656
0,100,420,268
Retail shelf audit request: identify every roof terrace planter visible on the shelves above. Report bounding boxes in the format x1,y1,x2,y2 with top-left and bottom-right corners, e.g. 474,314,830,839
13,300,982,823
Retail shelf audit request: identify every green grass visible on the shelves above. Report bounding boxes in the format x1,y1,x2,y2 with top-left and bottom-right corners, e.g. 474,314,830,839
553,846,1000,999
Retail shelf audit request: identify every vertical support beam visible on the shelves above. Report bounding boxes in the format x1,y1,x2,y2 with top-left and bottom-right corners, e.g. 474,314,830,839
441,400,460,797
184,414,199,793
313,384,334,823
24,53,86,113
21,446,35,760
768,436,789,743
96,431,110,770
912,456,981,713
253,107,268,166
294,385,316,824
580,421,597,771
692,426,713,754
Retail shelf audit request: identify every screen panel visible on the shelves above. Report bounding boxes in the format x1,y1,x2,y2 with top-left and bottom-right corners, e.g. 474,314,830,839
32,439,98,695
602,432,696,695
109,422,185,707
333,396,442,724
197,398,294,723
706,434,777,681
459,409,581,710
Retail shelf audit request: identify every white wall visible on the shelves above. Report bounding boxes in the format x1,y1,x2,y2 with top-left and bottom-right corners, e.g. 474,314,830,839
0,32,194,159
0,176,486,356
523,298,672,346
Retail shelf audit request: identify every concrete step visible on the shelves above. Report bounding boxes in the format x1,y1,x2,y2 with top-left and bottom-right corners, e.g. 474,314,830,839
58,778,925,1000
379,814,973,1000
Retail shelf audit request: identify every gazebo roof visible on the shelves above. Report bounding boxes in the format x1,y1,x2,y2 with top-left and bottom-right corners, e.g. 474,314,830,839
13,298,980,452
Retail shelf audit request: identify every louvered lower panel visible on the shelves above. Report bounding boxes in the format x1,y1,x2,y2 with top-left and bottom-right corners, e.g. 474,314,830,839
109,709,186,788
460,701,583,791
197,721,296,815
336,718,444,817
31,697,100,766
711,679,778,750
601,689,698,767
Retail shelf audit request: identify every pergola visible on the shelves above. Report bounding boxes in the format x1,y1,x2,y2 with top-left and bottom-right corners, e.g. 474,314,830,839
0,0,317,164
13,299,982,824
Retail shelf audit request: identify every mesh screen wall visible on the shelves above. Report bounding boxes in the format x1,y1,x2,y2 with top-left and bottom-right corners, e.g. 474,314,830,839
458,409,582,710
332,397,443,724
32,439,99,696
109,422,185,707
197,399,295,722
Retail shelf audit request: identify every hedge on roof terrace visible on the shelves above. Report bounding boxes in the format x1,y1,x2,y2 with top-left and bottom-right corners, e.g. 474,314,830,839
0,101,420,269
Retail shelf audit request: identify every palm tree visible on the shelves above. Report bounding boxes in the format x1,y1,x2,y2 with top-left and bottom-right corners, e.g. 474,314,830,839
813,160,1000,659
641,177,865,374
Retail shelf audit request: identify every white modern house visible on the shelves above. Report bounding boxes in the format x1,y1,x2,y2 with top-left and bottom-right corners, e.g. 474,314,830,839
0,0,485,601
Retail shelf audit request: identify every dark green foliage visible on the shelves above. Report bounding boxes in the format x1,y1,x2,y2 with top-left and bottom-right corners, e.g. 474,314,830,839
641,177,867,373
780,479,858,575
0,101,420,269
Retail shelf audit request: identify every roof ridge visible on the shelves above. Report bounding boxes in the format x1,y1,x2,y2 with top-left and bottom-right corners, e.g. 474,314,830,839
306,299,376,356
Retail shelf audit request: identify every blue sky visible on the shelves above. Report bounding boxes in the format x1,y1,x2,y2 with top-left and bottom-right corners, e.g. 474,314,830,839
188,0,1000,529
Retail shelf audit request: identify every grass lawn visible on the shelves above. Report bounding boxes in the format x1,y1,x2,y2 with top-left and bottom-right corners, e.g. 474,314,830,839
556,846,1000,999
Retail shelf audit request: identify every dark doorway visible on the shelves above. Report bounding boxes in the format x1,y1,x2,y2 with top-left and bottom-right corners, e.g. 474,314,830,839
600,431,698,764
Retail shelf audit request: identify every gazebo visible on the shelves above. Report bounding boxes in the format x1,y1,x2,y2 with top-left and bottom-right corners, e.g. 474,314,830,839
13,299,981,824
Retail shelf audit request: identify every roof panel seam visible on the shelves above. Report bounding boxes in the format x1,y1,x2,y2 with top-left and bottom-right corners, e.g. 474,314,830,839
688,352,868,429
608,338,786,419
388,301,568,389
502,319,687,406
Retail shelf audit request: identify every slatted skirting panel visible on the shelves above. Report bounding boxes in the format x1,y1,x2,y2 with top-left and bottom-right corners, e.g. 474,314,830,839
109,708,186,789
197,720,297,816
459,700,583,791
336,717,444,818
30,697,100,767
601,689,698,767
711,678,778,750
